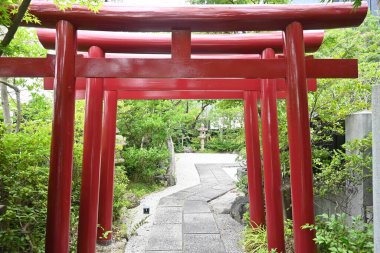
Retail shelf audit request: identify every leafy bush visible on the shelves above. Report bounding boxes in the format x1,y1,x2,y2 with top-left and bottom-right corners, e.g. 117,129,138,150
0,122,51,252
112,166,129,222
243,217,294,253
243,224,269,253
236,174,248,195
206,136,242,152
0,99,130,252
314,135,372,198
123,147,169,182
303,214,374,253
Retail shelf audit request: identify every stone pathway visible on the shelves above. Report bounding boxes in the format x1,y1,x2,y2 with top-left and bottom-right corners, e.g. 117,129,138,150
145,163,238,253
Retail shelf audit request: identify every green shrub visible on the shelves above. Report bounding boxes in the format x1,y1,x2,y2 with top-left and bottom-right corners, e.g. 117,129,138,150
242,217,294,253
243,224,269,253
0,122,51,252
303,214,374,253
236,175,248,195
0,105,130,252
123,147,169,182
113,166,129,222
205,134,243,152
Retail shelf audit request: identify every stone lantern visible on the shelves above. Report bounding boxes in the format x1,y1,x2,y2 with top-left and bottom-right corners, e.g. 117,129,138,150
198,123,208,151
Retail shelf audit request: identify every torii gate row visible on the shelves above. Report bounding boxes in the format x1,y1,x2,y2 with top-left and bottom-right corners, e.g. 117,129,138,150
39,28,335,253
38,28,321,251
0,2,367,253
39,30,321,251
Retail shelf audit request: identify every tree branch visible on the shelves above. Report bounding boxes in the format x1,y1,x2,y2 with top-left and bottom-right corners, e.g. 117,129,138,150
0,80,20,93
0,0,32,56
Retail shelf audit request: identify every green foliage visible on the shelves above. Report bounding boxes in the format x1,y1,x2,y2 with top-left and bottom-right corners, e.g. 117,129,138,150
206,132,243,152
52,0,103,12
243,224,269,253
236,174,248,195
243,219,294,253
0,96,129,252
123,147,169,183
0,120,51,252
113,166,129,222
205,100,245,153
314,134,372,198
2,28,46,57
118,100,183,149
126,182,163,200
303,214,374,253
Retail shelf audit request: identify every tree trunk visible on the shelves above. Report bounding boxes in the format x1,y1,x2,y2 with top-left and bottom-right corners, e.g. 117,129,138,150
15,88,21,132
0,79,22,132
1,78,12,129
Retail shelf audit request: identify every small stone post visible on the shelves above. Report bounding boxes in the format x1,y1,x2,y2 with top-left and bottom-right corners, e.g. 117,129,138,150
373,85,380,253
198,123,208,151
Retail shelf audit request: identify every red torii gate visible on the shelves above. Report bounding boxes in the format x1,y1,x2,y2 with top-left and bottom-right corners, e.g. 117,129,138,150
0,2,367,253
39,30,321,251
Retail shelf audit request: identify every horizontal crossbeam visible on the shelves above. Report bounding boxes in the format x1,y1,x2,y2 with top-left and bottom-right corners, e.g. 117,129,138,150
37,29,324,54
44,77,317,92
0,57,358,79
73,90,293,100
24,2,367,32
76,58,358,78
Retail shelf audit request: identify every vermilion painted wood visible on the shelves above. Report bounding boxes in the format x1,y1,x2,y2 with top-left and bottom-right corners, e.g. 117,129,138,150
243,91,265,227
0,57,55,77
43,76,317,91
77,47,105,253
97,91,118,245
74,58,358,78
37,29,324,54
23,2,367,32
45,21,76,253
0,57,358,78
285,22,316,253
45,78,262,91
71,90,314,100
306,59,358,78
172,30,191,59
118,90,243,99
260,48,285,252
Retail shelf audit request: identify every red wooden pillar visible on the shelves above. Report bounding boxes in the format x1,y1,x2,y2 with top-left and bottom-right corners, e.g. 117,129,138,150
77,46,105,252
284,22,316,253
261,48,285,252
97,91,118,245
45,20,77,253
243,91,265,227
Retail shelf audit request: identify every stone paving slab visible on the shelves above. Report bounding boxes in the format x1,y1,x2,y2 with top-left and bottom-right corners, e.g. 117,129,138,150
185,195,209,201
167,190,195,199
146,224,182,251
158,197,184,207
197,189,230,201
146,251,182,253
183,213,219,234
145,163,240,252
183,200,210,213
183,234,226,253
154,207,182,224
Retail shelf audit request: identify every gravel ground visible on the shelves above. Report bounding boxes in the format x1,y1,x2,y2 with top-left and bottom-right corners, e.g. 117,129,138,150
124,153,238,253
